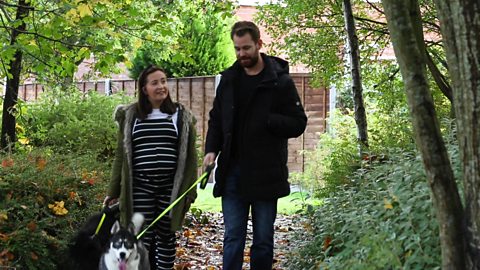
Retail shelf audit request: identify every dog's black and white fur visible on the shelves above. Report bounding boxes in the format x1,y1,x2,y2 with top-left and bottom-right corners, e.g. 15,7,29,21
99,213,150,270
62,204,119,270
62,204,150,270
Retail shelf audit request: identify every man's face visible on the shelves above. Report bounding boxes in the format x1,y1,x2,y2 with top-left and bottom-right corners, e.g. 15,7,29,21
233,33,261,68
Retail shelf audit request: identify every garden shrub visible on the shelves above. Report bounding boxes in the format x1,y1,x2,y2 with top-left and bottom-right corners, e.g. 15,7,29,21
17,87,133,158
0,149,110,269
285,138,464,269
293,109,359,196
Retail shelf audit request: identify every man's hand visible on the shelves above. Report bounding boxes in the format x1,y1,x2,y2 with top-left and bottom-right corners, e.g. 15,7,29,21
203,152,216,170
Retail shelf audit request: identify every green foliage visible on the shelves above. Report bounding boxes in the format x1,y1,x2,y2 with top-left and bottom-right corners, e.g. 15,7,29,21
0,150,110,269
298,101,414,196
0,1,179,83
128,0,236,78
256,0,443,89
287,149,446,269
1,0,187,149
17,88,133,158
298,110,359,195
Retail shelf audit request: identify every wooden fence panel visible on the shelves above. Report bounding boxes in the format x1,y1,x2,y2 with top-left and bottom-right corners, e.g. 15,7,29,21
19,74,329,172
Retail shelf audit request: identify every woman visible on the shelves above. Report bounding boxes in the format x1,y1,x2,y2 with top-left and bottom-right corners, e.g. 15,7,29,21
104,65,198,270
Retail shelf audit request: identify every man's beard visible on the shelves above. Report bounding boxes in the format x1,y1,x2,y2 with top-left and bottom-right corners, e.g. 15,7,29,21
239,54,259,68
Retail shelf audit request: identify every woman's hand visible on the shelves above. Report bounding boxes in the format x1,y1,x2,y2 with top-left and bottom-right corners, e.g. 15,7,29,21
103,196,118,207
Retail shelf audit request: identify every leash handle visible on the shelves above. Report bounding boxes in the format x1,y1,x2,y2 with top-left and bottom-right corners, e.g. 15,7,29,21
200,163,215,189
137,164,215,240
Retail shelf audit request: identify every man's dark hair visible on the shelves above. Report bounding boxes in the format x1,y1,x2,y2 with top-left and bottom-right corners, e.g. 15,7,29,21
230,21,261,42
136,64,176,119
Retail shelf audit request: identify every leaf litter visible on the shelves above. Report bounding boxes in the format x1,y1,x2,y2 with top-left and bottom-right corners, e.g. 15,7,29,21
175,212,300,269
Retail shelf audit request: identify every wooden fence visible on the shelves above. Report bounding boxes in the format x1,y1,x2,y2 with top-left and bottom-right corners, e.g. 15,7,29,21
19,74,329,173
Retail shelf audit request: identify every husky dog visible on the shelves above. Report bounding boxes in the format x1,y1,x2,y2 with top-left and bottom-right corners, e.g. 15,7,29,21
99,213,150,270
63,203,119,270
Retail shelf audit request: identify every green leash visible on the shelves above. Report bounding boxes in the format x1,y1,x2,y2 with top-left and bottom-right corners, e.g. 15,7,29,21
94,213,107,235
94,164,214,238
136,163,214,240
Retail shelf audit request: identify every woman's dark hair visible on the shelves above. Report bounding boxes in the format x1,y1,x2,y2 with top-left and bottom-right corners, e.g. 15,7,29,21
136,65,176,119
230,21,261,43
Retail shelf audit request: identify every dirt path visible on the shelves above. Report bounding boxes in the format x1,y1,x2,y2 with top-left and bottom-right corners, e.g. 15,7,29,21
175,212,301,269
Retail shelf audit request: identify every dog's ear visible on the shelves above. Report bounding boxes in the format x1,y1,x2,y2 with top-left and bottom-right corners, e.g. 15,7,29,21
111,220,121,234
130,213,145,235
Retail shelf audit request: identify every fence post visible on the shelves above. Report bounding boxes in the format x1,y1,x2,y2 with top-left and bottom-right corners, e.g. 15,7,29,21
327,84,336,133
214,74,221,94
104,78,111,96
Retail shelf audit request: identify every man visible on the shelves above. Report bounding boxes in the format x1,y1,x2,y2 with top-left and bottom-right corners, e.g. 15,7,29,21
203,21,307,269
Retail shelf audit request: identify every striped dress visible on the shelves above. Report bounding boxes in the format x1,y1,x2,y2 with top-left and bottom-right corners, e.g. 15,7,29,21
131,109,178,270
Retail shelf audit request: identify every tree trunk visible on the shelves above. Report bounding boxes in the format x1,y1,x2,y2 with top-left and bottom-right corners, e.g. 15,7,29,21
343,0,369,156
1,0,30,151
381,0,466,268
433,0,480,268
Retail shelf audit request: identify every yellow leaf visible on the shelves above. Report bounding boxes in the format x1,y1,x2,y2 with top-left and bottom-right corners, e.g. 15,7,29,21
15,123,25,133
96,20,108,28
48,201,69,216
18,137,30,145
65,9,79,21
124,59,133,69
77,3,92,18
384,198,393,209
133,39,143,49
0,212,8,222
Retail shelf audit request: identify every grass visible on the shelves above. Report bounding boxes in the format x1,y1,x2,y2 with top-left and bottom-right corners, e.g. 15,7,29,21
192,185,321,214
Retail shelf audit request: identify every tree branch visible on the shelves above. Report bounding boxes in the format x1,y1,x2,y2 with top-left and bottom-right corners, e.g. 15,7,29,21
425,49,452,102
0,25,92,48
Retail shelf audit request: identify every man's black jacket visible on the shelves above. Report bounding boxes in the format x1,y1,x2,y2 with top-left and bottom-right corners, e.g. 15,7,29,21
205,54,307,200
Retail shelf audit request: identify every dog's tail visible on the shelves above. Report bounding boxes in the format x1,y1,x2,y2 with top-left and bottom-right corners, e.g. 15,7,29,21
131,212,145,235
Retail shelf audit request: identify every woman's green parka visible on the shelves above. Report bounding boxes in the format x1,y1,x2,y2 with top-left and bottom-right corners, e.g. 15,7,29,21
107,102,198,231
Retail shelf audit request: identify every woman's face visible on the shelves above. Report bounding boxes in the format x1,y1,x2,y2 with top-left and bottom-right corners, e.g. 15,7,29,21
144,70,169,108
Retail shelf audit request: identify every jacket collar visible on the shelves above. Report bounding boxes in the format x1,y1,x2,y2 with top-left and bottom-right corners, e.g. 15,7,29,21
222,53,289,85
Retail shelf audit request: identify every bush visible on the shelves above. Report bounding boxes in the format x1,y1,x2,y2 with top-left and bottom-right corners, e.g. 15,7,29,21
0,149,110,269
17,88,133,158
296,109,361,196
286,149,444,269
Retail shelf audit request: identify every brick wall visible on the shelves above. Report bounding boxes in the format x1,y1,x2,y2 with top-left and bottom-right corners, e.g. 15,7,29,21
18,74,329,172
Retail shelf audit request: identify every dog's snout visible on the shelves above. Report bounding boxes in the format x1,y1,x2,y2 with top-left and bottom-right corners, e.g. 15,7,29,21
119,252,126,259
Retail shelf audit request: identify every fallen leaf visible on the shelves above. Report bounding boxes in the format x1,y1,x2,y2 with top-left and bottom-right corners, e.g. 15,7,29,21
384,197,393,209
36,195,45,205
36,157,47,171
18,137,29,145
0,212,7,222
323,236,332,250
27,221,37,231
5,192,12,201
88,177,95,186
1,158,13,168
48,201,68,216
0,233,9,242
69,191,77,200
